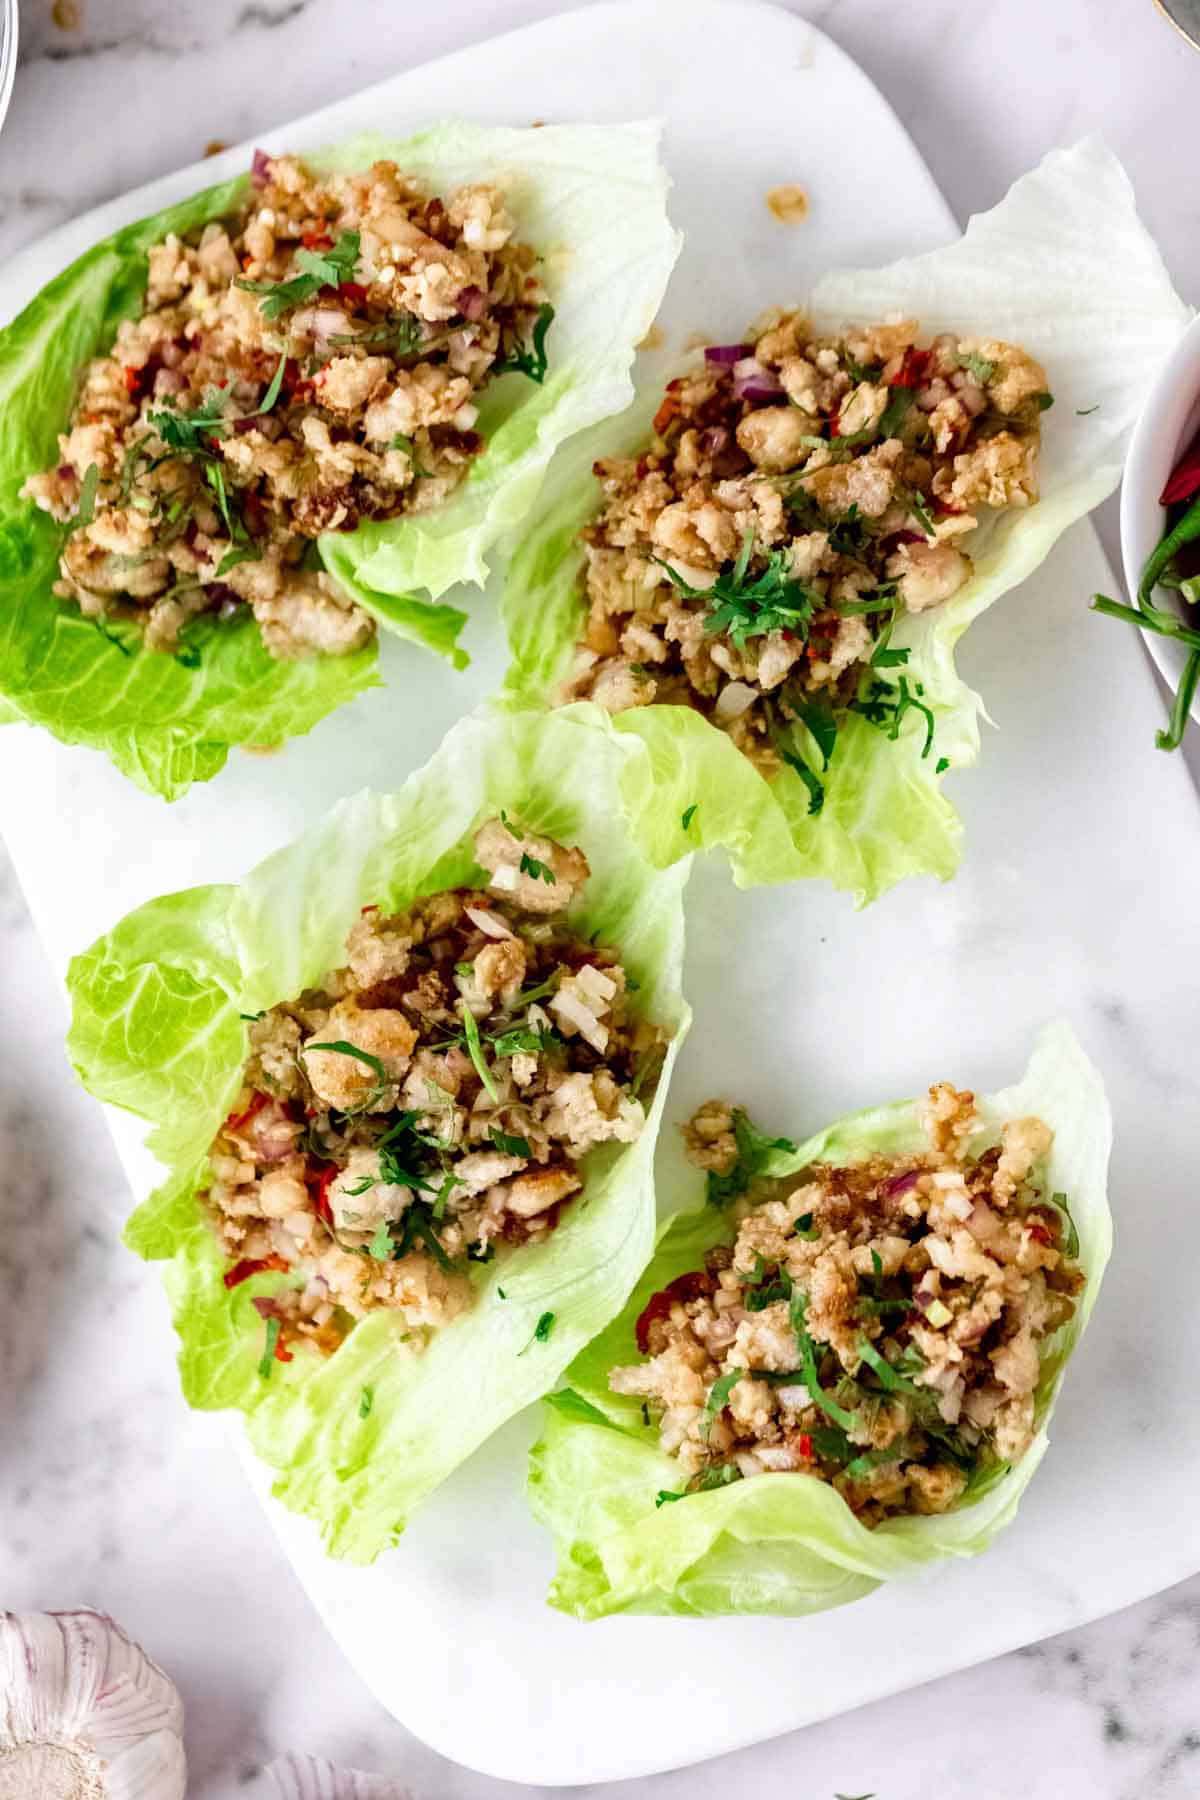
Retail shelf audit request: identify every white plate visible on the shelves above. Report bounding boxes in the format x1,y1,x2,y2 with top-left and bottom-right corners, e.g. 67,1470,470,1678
1120,306,1200,733
3,0,1200,1785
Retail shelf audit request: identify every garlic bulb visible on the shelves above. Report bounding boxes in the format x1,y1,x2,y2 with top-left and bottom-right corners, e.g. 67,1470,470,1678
0,1610,185,1800
259,1753,407,1798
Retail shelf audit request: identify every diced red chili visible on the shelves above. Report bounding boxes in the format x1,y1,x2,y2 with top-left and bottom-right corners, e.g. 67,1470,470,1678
829,408,842,438
223,1253,289,1290
894,347,931,389
274,1332,294,1364
337,281,369,310
1027,1219,1053,1246
635,1270,715,1354
282,359,315,404
225,1090,269,1135
797,1432,814,1460
302,229,333,252
122,365,143,396
311,1163,338,1227
1161,439,1200,507
932,496,966,518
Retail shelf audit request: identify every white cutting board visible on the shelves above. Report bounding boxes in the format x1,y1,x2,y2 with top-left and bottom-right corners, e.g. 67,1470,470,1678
3,1,1200,1784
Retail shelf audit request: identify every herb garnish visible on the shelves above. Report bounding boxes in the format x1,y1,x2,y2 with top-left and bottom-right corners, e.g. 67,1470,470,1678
961,352,996,385
520,1310,556,1353
706,1108,797,1208
658,529,819,648
702,1366,745,1434
490,1126,533,1157
235,229,361,321
681,804,698,832
258,1316,282,1379
304,1039,391,1110
366,1220,393,1261
850,675,936,759
790,1291,859,1431
460,1000,499,1102
359,1386,374,1418
494,301,554,382
519,852,556,885
655,1463,741,1506
67,463,100,533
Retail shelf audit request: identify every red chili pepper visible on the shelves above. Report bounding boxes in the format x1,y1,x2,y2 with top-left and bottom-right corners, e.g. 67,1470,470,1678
122,365,143,396
223,1253,289,1290
1161,438,1200,507
312,1164,338,1227
635,1270,715,1354
282,359,315,405
226,1090,269,1135
337,281,369,310
894,347,931,389
932,496,965,518
302,229,333,251
829,408,842,438
274,1332,294,1364
797,1432,814,1460
1027,1219,1053,1246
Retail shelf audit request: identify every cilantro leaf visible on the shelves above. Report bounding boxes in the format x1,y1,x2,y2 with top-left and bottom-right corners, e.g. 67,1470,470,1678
519,851,556,885
494,301,555,383
460,1000,499,1102
366,1219,393,1261
490,1126,532,1157
359,1386,374,1418
235,230,361,321
681,803,698,832
707,1108,797,1208
520,1310,556,1353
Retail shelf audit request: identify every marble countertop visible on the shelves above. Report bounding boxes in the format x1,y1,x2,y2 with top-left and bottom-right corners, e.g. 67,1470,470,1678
2,2,1199,1795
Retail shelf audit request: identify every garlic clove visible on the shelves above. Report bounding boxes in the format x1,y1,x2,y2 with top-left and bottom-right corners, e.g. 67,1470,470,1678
0,1610,185,1800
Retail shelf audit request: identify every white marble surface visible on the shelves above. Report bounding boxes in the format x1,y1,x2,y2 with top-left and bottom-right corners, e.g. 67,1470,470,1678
2,1,1200,1795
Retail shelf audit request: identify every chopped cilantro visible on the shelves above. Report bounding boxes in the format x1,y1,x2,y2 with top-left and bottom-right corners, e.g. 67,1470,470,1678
707,1108,796,1208
908,490,937,541
490,1126,533,1158
235,229,361,320
659,528,819,648
681,804,698,832
518,851,556,885
304,1039,390,1109
491,1025,558,1058
960,352,996,384
258,1316,282,1380
494,301,554,382
791,1291,859,1431
1076,404,1099,416
460,1000,499,1103
1048,1190,1080,1259
1033,391,1055,410
68,462,100,532
851,675,936,759
366,1219,393,1261
655,1463,741,1506
520,1310,556,1353
935,756,950,774
702,1367,745,1434
792,1211,819,1240
359,1386,374,1419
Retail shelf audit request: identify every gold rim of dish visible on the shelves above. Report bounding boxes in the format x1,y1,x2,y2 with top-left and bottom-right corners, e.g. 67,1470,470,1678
1152,0,1200,52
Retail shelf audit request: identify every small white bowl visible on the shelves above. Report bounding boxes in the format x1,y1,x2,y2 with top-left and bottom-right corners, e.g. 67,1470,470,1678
1120,309,1200,733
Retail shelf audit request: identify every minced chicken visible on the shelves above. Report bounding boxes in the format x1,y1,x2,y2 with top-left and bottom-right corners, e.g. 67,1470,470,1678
208,816,666,1364
23,150,548,659
611,1083,1082,1524
564,314,1048,784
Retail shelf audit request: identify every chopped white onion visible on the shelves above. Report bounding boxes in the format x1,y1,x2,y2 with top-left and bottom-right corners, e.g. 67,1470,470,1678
464,905,515,940
714,680,759,721
488,863,519,892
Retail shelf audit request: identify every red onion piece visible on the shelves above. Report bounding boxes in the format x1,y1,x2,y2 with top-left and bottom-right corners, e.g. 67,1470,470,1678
456,285,488,321
733,357,785,404
250,1296,279,1320
880,1168,921,1198
1161,437,1200,507
705,343,752,367
57,463,75,481
699,426,730,455
251,148,273,189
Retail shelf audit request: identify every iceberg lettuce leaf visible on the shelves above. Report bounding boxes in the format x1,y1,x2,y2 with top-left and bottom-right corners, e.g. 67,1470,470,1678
66,708,690,1561
503,139,1188,901
0,123,679,796
528,1022,1112,1618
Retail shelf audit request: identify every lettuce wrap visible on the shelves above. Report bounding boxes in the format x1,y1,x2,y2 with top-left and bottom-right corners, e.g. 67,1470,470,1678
0,122,680,799
528,1022,1111,1618
503,138,1189,902
65,708,691,1561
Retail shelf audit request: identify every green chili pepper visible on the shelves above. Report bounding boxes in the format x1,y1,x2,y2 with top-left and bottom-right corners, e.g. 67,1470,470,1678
1137,492,1200,610
1158,646,1200,752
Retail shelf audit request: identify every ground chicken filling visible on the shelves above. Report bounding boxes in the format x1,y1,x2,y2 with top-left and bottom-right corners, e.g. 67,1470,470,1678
23,151,549,659
612,1084,1082,1525
564,313,1049,790
207,818,665,1362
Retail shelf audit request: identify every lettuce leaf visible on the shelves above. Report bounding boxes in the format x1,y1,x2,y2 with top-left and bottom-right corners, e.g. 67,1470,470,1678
528,1022,1112,1618
0,123,679,799
65,708,691,1561
503,138,1189,902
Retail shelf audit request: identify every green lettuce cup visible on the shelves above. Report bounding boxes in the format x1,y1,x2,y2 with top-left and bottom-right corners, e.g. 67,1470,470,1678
0,122,680,799
503,138,1188,903
65,708,691,1562
528,1022,1111,1619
